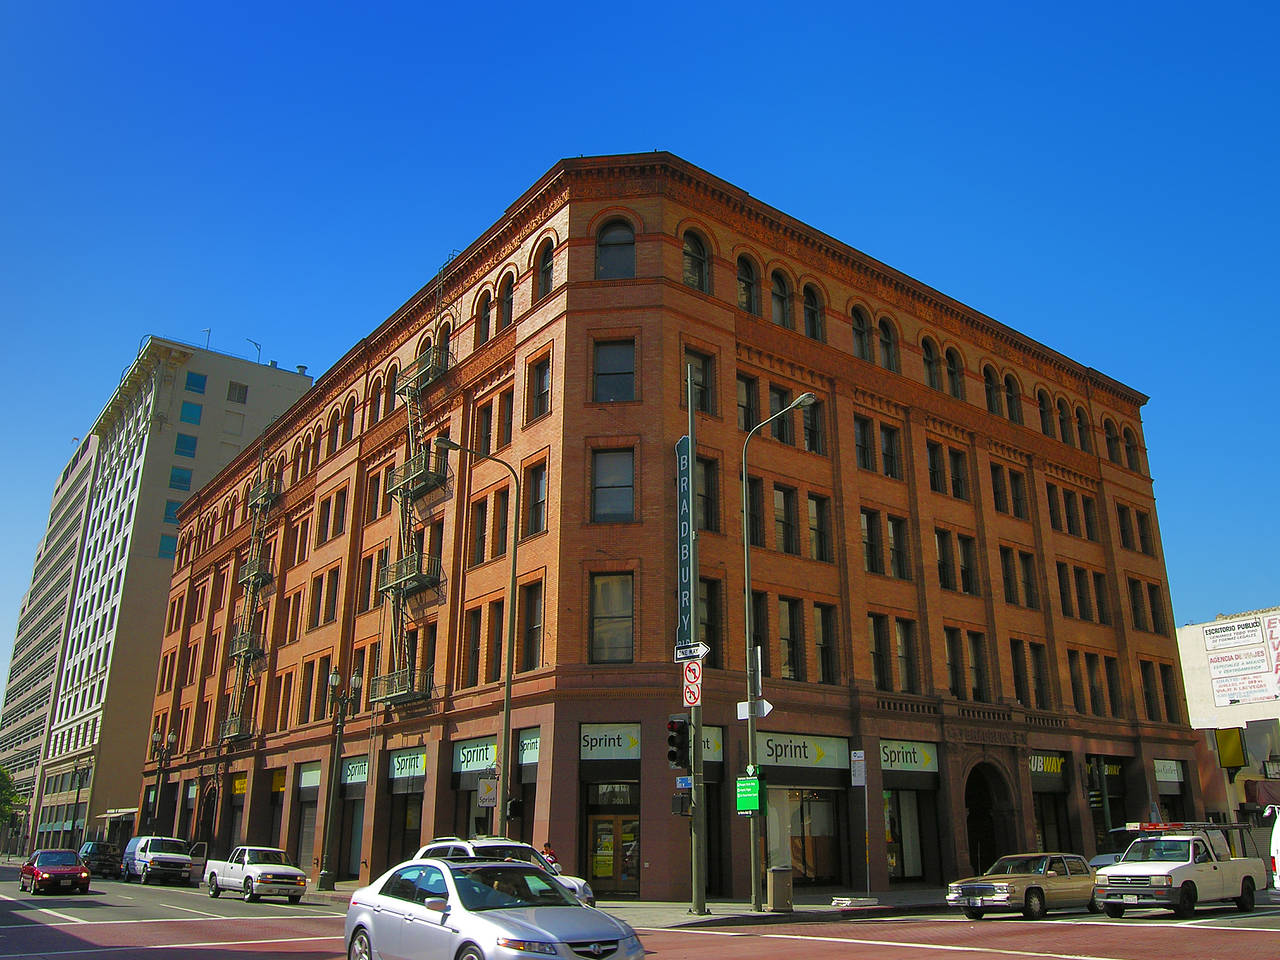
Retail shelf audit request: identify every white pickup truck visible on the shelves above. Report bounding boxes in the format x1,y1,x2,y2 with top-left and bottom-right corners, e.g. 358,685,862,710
1094,823,1266,918
204,846,308,903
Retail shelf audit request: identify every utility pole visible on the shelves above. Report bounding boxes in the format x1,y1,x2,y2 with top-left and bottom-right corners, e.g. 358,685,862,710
686,369,707,915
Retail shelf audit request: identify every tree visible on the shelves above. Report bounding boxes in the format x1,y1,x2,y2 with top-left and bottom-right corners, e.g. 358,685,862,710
0,767,23,824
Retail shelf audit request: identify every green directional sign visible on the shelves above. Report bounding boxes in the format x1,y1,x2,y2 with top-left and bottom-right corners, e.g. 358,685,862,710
735,776,761,815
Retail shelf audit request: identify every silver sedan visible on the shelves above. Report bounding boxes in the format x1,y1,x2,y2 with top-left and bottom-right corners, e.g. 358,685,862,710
345,858,645,960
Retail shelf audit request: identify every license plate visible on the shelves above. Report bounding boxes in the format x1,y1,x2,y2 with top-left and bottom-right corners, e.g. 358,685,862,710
969,897,983,906
1123,894,1137,904
59,880,70,887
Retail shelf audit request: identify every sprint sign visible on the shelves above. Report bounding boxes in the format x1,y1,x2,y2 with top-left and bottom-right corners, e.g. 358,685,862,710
683,660,702,706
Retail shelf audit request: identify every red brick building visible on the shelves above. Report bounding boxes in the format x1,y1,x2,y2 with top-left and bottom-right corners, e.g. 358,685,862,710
145,152,1195,898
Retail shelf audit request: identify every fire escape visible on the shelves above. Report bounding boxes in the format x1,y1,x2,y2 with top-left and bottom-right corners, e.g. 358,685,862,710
221,449,274,741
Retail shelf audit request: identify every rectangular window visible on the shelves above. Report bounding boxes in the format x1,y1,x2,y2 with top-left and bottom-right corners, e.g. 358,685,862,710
1094,572,1110,624
180,401,202,425
802,402,825,454
945,627,965,699
967,632,989,702
1030,642,1050,709
868,613,891,691
1137,511,1154,555
698,579,723,670
935,528,955,590
158,534,177,559
958,535,979,595
768,386,794,443
1117,504,1134,549
747,477,765,547
685,349,713,413
1010,639,1030,706
525,463,548,534
1074,567,1093,621
487,600,504,683
808,495,832,562
895,619,919,694
1148,583,1168,635
521,581,543,671
927,442,945,493
1140,660,1161,720
594,340,635,403
1046,483,1062,530
163,500,182,525
309,573,324,629
174,433,198,458
752,591,770,678
881,426,902,479
814,604,837,684
1063,490,1081,536
1087,652,1105,715
169,467,193,491
1129,578,1149,631
592,449,634,523
888,515,910,579
365,471,382,523
855,416,875,470
1019,552,1039,609
493,488,510,558
990,465,1008,513
227,381,248,404
464,608,482,687
475,404,493,455
1083,496,1099,541
1010,470,1028,519
332,487,347,538
1068,650,1087,712
528,357,551,419
1057,562,1074,617
736,375,758,431
323,566,339,624
470,498,488,565
862,509,884,575
590,573,633,663
774,486,798,554
1105,656,1123,716
948,448,967,499
1160,663,1180,723
357,554,374,613
779,597,804,681
1000,546,1018,604
185,372,207,394
695,457,719,532
498,389,514,447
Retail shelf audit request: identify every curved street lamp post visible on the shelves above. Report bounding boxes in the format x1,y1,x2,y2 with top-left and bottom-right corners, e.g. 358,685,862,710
149,730,177,834
317,668,363,890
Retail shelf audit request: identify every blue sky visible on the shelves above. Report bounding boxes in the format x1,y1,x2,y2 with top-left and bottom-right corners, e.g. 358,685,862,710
2,2,1277,690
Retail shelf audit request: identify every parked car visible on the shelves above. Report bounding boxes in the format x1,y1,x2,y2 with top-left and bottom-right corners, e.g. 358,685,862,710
78,840,121,878
947,852,1098,919
415,836,595,906
120,835,194,885
19,849,91,895
205,845,308,903
346,857,644,960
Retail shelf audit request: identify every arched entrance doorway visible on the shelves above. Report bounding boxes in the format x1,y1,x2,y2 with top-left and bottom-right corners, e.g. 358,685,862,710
964,762,1016,875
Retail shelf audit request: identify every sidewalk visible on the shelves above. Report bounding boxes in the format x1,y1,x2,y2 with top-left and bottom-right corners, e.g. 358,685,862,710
306,881,948,928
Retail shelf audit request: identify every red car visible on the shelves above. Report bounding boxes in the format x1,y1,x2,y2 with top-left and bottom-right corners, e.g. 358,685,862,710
19,849,91,895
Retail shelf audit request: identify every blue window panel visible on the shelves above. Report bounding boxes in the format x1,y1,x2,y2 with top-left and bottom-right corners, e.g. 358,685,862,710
180,401,203,425
158,535,178,559
185,372,207,394
175,433,198,458
163,500,182,524
169,467,193,491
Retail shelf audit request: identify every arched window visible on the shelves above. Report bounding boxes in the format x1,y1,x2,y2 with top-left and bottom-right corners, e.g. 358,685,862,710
274,455,286,490
1075,407,1092,452
386,364,398,413
922,339,941,390
1123,428,1141,471
326,410,340,457
438,323,452,371
535,241,554,300
1104,420,1122,463
983,366,1003,415
878,319,899,372
771,272,792,328
802,286,823,340
682,233,709,292
946,349,965,399
368,377,382,425
291,442,303,484
342,398,356,445
851,307,873,362
1038,390,1054,436
596,220,635,279
737,257,758,315
1004,375,1023,424
475,293,491,346
498,275,514,330
1057,399,1074,446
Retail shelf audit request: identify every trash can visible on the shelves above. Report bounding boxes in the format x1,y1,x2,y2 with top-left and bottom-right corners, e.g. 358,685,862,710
766,865,793,912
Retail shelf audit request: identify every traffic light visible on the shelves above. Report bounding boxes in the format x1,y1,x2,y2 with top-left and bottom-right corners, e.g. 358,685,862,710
506,796,524,820
666,715,690,769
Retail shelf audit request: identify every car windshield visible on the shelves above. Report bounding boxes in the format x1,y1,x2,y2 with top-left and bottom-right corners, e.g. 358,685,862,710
478,844,553,871
37,851,79,866
984,855,1048,875
149,839,188,854
1121,839,1190,863
247,849,292,865
453,865,578,911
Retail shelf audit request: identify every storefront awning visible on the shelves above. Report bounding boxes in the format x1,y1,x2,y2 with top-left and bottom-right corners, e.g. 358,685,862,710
95,807,138,820
1243,779,1280,807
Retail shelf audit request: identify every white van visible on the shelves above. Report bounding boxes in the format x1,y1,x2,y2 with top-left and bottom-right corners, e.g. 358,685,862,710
1266,804,1280,889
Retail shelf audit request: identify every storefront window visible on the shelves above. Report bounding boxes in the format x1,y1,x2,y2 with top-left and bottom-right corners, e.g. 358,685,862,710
883,789,924,880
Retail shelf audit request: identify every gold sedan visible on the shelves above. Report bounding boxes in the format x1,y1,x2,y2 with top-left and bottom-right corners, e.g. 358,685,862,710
947,853,1100,920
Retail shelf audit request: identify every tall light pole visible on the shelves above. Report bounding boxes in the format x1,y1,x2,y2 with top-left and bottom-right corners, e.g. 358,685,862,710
70,757,92,847
741,390,816,911
435,435,521,838
317,667,362,890
150,730,177,834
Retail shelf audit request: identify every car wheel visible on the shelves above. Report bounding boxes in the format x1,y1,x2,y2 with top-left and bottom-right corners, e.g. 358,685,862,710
962,907,984,920
1086,892,1101,913
140,865,151,885
1235,876,1255,912
459,947,484,960
1173,882,1197,918
207,874,220,898
348,928,372,960
1022,888,1047,920
288,894,302,905
243,878,259,903
18,875,25,892
1103,903,1125,918
79,885,90,895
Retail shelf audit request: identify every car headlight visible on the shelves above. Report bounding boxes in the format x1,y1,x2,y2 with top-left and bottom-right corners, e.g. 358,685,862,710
1094,877,1107,888
947,884,960,895
581,882,594,899
496,938,557,955
991,883,1009,895
1152,876,1171,887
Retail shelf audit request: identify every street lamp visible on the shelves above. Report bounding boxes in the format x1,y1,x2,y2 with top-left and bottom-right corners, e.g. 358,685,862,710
741,390,816,911
70,757,92,848
317,667,363,890
435,435,522,838
150,730,177,834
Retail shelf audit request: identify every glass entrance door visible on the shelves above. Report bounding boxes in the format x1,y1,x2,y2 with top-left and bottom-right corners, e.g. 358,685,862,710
586,815,639,896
